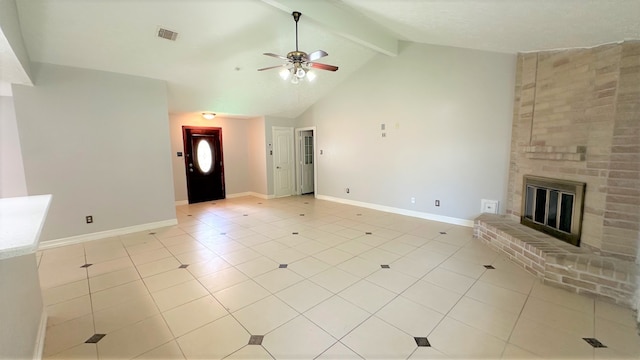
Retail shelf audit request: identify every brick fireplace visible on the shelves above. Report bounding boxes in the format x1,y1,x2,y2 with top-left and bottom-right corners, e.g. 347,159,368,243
507,41,639,260
476,41,639,310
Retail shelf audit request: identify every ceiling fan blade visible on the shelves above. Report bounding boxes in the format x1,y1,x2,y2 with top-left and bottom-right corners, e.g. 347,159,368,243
308,50,328,61
257,64,288,71
263,52,289,61
309,62,339,72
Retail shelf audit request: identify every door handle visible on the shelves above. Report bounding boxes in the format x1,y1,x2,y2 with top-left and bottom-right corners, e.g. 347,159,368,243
276,166,281,169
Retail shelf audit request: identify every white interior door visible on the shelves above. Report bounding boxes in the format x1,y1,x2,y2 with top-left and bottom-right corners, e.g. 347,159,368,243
273,127,294,198
300,130,314,194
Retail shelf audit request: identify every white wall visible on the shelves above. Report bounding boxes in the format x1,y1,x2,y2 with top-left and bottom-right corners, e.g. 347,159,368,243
0,0,33,85
0,96,28,197
169,113,267,201
13,63,176,242
0,254,43,360
297,42,516,222
247,117,268,196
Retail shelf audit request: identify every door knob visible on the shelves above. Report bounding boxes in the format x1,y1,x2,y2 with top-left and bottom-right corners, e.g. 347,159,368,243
276,166,281,169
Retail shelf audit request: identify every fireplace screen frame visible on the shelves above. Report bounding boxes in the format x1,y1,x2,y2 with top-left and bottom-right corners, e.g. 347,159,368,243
521,175,586,246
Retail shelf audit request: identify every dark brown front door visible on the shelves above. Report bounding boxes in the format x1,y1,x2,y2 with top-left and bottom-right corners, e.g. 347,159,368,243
183,126,225,203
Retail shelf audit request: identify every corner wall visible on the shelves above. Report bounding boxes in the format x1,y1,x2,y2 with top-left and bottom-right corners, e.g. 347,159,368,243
296,41,516,222
0,96,28,197
13,63,176,242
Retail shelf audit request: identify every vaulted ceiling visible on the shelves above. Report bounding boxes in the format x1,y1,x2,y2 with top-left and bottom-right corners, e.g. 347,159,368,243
1,0,639,118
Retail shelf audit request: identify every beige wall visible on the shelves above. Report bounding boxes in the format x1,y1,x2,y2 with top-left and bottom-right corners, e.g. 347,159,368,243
507,41,640,260
169,114,268,202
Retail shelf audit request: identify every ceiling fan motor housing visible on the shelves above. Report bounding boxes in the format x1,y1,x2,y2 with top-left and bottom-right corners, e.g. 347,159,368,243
287,50,307,63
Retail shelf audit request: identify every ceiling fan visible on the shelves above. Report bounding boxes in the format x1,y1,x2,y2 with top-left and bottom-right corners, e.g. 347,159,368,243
258,11,338,84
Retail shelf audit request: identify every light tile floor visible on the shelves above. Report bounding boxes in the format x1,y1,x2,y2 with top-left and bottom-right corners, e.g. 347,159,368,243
38,196,640,359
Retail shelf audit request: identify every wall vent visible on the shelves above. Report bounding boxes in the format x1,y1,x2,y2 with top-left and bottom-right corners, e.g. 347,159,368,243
157,27,178,41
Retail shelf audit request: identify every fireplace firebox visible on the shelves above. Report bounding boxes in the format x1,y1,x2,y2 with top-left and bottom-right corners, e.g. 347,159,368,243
521,175,586,246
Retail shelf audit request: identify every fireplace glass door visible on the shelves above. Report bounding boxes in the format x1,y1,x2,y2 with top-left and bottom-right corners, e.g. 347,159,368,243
521,176,585,246
524,186,574,233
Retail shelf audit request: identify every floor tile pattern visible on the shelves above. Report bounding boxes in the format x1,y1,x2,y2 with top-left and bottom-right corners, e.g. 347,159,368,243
37,195,640,359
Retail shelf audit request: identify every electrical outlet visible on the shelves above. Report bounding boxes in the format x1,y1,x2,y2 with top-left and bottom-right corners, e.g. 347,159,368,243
435,200,440,207
86,215,93,224
411,197,415,204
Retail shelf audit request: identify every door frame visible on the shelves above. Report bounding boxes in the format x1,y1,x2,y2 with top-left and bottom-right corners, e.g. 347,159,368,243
272,126,295,198
182,126,225,203
294,126,317,196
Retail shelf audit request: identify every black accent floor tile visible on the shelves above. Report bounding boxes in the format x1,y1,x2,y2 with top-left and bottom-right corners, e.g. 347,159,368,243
439,231,447,234
414,337,431,347
381,265,390,269
187,214,192,216
179,264,189,269
356,214,362,216
483,265,495,269
248,335,264,345
243,214,249,216
583,338,607,348
279,264,288,268
292,232,299,235
299,214,305,216
80,263,93,268
148,232,156,235
85,334,106,344
365,232,373,235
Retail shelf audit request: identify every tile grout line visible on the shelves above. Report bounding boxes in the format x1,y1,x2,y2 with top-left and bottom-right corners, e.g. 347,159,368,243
122,231,190,360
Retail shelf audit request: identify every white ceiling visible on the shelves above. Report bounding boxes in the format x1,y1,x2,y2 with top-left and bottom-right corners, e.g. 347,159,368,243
2,0,639,118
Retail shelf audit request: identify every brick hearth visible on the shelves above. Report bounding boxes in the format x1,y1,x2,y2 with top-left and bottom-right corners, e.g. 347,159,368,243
475,214,637,307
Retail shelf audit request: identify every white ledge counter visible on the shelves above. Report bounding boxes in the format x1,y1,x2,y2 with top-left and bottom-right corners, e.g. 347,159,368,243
0,194,51,360
0,194,52,259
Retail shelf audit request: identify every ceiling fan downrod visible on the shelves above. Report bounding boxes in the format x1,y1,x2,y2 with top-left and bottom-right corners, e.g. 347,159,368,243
292,11,301,52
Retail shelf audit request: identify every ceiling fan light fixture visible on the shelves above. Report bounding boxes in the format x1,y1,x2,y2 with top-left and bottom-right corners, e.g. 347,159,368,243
279,68,291,80
306,71,316,81
201,112,216,120
290,76,300,85
295,67,306,79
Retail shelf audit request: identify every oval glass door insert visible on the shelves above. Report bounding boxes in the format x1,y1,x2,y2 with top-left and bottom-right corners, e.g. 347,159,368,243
196,139,213,173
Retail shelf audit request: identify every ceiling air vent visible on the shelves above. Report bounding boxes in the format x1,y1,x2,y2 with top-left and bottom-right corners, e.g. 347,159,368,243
157,27,178,41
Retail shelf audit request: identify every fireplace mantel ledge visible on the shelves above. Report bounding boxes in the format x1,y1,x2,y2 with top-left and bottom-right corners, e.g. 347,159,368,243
522,145,586,161
474,213,638,308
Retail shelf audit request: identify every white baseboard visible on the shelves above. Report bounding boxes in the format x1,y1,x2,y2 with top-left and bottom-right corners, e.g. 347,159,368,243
316,195,474,227
33,309,47,360
175,192,274,204
227,192,274,200
38,219,178,250
226,192,253,199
